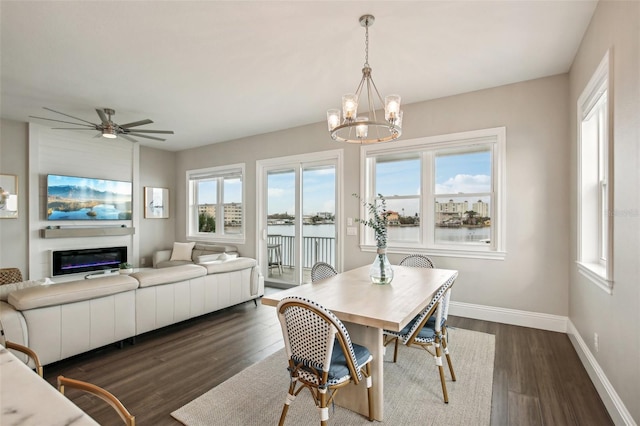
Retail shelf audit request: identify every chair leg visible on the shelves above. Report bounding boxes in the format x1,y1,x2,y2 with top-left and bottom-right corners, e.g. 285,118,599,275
442,326,456,381
319,388,328,426
364,363,374,421
278,381,297,426
434,336,449,403
393,337,399,363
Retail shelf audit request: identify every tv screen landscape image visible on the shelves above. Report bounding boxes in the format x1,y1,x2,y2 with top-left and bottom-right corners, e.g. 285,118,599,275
47,174,132,220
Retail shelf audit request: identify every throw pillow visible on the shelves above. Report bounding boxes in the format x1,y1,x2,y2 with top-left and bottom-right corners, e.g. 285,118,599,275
218,252,238,261
0,277,54,302
170,242,196,261
196,253,221,263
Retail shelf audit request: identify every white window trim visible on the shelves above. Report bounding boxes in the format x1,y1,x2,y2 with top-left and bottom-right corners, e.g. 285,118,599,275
186,163,246,244
359,127,506,260
576,49,613,294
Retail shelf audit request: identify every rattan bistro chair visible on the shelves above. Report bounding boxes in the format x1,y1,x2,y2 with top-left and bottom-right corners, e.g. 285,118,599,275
398,254,435,268
276,296,374,425
58,376,135,426
310,262,338,282
383,273,457,403
0,267,23,285
384,254,437,361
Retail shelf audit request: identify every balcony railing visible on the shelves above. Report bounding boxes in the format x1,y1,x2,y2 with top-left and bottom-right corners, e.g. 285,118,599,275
268,235,335,269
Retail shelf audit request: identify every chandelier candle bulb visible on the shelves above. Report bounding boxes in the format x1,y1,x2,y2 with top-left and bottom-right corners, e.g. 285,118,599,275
385,95,401,122
342,94,358,121
327,109,341,131
356,117,369,139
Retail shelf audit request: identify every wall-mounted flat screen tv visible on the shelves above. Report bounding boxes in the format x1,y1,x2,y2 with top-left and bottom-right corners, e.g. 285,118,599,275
47,174,132,220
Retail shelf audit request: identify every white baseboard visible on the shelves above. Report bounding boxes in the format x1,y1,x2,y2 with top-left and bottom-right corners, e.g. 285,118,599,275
449,301,568,332
566,321,637,426
448,301,635,425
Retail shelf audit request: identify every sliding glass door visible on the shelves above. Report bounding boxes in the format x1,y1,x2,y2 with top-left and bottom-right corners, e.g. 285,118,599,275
258,151,341,286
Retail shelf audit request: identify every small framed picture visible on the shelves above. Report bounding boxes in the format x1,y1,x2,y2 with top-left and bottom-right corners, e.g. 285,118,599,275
144,186,169,219
0,174,18,219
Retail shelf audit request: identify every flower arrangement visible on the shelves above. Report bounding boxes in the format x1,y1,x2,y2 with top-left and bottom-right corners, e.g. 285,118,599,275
119,262,133,270
354,193,393,284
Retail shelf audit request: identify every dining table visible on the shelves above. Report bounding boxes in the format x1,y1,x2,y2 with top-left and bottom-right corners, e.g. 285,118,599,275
0,346,99,425
262,264,458,421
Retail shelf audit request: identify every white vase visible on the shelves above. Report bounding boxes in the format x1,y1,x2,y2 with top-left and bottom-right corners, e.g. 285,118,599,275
369,248,393,285
119,268,133,275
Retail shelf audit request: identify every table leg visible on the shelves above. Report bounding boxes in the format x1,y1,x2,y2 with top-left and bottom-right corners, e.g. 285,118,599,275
334,322,384,421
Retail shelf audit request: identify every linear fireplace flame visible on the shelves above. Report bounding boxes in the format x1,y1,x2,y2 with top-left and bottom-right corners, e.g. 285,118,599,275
51,246,127,276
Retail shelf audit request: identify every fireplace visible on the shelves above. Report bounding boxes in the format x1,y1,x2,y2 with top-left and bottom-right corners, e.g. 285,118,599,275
51,246,127,276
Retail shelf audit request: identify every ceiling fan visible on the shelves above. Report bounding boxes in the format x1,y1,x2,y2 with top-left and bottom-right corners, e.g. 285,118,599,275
29,107,174,142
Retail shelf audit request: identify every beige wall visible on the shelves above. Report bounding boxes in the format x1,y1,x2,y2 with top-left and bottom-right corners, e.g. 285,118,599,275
0,119,29,276
568,1,640,423
138,146,176,265
176,73,571,317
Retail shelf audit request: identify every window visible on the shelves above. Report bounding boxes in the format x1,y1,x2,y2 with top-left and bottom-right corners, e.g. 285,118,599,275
577,51,612,293
187,164,244,243
360,127,505,259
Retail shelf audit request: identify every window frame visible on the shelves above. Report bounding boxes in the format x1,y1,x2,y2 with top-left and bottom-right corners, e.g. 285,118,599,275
186,163,245,244
576,50,613,294
359,127,506,260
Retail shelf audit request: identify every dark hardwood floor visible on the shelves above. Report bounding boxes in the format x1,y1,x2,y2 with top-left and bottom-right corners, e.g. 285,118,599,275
42,289,613,425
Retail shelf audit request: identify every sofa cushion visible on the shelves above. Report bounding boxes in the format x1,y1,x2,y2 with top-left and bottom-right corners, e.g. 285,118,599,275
156,260,193,269
170,242,196,261
198,257,257,274
7,275,139,311
132,264,207,288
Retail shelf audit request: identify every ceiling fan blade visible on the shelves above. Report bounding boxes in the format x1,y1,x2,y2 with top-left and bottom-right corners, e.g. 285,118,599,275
120,134,139,143
124,129,174,134
128,133,166,141
95,108,109,125
42,107,97,125
52,127,98,130
29,115,97,128
120,119,153,128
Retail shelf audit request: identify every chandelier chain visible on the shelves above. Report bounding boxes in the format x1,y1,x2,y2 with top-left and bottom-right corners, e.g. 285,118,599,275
364,23,369,67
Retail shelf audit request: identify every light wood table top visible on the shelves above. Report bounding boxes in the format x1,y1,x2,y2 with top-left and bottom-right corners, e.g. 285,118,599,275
262,265,458,332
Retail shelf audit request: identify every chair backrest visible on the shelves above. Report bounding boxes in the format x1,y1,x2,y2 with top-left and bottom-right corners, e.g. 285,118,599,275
403,272,457,345
2,341,43,377
310,262,338,282
398,254,435,268
58,376,135,426
277,296,363,384
0,268,23,285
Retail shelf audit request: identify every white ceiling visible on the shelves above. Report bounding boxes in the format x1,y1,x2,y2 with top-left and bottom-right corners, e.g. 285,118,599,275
1,1,597,152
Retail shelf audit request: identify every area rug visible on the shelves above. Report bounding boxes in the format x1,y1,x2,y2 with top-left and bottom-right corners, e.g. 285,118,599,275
172,327,495,425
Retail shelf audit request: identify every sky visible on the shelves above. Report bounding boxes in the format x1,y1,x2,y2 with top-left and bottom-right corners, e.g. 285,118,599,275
198,150,491,217
48,174,132,195
265,150,491,216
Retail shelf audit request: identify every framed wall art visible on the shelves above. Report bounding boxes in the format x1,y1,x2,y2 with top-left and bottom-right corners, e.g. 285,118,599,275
0,174,18,219
144,186,169,219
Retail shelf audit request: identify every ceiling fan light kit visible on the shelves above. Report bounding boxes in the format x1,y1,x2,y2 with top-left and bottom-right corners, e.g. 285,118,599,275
29,107,174,143
327,15,403,144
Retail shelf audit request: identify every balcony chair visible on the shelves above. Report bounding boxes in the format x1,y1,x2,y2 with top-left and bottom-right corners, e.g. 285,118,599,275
310,262,337,282
382,277,457,403
58,376,135,426
276,296,374,425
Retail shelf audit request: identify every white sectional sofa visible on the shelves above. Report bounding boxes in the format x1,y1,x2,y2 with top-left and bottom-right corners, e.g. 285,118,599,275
0,255,264,366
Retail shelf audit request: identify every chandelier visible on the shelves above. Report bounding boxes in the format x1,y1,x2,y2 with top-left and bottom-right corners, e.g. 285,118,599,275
327,15,402,144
